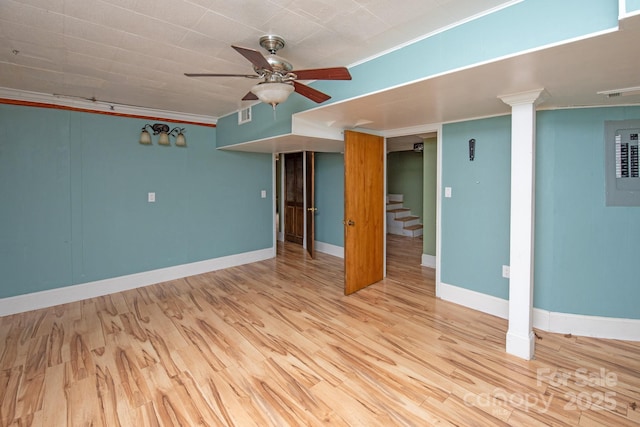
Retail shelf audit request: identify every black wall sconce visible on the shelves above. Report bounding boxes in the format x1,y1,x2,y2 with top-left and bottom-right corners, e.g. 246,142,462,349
139,123,186,147
469,138,476,161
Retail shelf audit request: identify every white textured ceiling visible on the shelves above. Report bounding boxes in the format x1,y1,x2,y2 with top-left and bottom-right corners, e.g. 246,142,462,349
0,0,514,119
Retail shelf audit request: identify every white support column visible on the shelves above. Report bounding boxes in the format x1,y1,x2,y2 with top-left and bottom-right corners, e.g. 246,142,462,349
499,89,546,360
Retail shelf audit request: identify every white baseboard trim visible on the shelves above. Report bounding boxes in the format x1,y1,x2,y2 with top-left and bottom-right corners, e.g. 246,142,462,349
421,254,436,268
315,241,344,258
439,282,640,341
532,309,640,341
0,247,275,316
439,282,509,319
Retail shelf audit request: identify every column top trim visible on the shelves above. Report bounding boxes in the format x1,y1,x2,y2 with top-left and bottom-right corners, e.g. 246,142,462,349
498,89,548,107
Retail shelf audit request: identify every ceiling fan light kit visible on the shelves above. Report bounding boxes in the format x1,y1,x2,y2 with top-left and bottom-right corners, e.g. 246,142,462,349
251,82,294,109
185,35,351,110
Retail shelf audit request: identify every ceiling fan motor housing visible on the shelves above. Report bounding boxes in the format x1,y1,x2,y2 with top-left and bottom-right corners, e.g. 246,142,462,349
259,55,294,77
184,34,351,104
259,35,285,54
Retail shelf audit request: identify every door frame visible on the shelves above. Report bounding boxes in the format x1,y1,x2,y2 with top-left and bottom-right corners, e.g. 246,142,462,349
283,152,305,245
381,124,442,296
275,151,314,253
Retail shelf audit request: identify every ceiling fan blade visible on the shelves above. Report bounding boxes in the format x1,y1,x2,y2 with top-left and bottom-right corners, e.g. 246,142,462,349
242,91,259,101
232,45,273,71
293,81,331,103
184,73,259,78
293,67,351,80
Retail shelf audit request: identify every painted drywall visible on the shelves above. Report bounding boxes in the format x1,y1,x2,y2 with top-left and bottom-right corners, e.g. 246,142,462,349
423,138,437,256
1,107,73,295
441,107,640,320
216,97,312,148
387,151,423,220
440,115,512,299
314,152,344,247
626,0,640,14
0,104,273,298
535,107,640,319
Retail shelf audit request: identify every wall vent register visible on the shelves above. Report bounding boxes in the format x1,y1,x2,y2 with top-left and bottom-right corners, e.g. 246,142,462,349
605,120,640,206
238,106,252,124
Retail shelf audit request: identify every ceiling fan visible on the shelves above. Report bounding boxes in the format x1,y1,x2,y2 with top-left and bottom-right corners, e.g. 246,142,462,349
185,35,352,109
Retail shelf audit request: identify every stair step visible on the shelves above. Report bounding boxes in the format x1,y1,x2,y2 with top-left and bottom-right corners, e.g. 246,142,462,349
404,224,423,231
386,208,411,219
396,215,420,223
387,194,403,202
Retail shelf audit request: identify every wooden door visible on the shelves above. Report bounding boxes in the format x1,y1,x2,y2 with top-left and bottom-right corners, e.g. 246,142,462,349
285,152,304,244
344,130,385,295
305,151,316,258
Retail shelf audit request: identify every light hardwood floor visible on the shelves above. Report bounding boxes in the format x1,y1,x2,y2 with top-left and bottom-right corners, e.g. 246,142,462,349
1,235,639,426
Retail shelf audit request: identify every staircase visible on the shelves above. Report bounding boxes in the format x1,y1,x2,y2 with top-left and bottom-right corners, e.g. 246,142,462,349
386,194,423,237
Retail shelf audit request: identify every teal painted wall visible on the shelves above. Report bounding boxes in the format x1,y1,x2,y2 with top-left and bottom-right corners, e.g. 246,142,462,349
441,116,512,299
423,139,437,257
387,151,423,219
1,107,73,296
626,0,640,13
0,104,273,298
441,107,640,320
216,97,312,148
535,107,640,319
314,152,344,247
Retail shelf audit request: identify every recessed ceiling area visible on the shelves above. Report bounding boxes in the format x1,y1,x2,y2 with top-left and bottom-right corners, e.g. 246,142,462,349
296,14,640,135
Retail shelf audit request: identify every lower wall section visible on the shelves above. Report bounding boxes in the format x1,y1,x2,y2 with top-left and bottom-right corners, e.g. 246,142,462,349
439,282,640,342
421,254,436,268
315,241,344,258
0,247,275,316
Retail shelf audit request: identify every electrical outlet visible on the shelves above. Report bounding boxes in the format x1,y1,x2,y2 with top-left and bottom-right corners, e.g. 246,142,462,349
148,192,156,203
502,265,510,278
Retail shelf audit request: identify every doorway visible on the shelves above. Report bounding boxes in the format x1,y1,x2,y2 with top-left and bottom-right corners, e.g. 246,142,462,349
284,152,304,244
385,133,438,276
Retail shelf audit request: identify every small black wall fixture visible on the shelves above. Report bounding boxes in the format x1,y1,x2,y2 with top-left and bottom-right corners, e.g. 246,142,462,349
139,123,186,147
469,138,476,161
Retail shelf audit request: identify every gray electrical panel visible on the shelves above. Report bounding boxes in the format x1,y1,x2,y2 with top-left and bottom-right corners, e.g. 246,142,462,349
605,119,640,206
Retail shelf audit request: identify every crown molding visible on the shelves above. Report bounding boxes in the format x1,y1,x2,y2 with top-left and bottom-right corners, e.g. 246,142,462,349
0,87,217,126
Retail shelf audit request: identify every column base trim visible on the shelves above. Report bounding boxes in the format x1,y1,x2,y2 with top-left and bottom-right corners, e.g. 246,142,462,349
506,330,535,360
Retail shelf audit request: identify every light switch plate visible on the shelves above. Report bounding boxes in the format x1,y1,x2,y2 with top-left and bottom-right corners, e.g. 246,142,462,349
261,190,267,198
445,187,452,198
148,192,155,203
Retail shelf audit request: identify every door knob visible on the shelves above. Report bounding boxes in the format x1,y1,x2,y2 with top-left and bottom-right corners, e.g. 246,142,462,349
307,207,318,212
347,220,355,226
